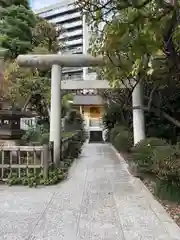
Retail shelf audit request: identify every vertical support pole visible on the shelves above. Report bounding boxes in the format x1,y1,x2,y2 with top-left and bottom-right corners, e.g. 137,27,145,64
50,65,62,167
132,81,145,145
80,105,82,114
43,144,49,179
82,14,89,80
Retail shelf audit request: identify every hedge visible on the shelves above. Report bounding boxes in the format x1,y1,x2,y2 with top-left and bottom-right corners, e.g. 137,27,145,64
132,138,168,172
114,131,133,153
152,145,180,182
110,125,127,144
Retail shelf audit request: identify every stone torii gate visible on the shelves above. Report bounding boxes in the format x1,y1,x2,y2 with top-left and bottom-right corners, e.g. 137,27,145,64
17,54,145,165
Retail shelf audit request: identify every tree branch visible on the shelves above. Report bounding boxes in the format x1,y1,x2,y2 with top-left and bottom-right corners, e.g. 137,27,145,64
133,105,180,128
147,86,157,110
22,93,32,111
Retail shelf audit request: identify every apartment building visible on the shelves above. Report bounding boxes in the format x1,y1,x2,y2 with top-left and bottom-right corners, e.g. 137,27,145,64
35,0,90,81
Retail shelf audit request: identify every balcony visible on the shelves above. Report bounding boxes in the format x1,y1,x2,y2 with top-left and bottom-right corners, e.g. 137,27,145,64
60,46,83,54
58,29,83,40
38,3,78,18
58,20,82,31
65,38,82,47
49,12,81,24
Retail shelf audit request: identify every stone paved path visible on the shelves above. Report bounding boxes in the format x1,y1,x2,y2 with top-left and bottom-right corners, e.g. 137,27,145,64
0,143,180,240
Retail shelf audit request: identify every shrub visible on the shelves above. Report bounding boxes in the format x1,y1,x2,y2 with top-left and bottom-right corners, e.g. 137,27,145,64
154,179,180,203
114,131,133,153
40,132,49,144
68,131,84,158
110,125,128,144
64,109,84,131
132,138,168,172
152,144,180,182
21,124,49,144
103,104,124,130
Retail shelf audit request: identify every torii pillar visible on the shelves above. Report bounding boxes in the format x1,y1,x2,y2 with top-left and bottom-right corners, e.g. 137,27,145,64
17,54,145,166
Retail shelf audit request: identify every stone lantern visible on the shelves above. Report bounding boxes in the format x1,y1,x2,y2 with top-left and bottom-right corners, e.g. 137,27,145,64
0,102,34,142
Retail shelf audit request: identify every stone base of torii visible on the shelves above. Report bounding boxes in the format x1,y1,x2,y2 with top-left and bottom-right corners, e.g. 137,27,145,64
17,54,145,166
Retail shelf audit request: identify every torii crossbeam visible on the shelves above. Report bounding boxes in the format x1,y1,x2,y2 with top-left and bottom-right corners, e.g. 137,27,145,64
17,54,145,166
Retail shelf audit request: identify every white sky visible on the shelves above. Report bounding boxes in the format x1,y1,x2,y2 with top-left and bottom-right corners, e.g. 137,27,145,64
31,0,60,10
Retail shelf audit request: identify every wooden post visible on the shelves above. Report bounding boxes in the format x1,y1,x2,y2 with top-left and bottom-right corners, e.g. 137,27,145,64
43,144,49,179
49,141,54,163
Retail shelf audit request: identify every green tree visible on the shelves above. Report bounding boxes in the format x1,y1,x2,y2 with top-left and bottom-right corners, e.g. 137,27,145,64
0,0,29,8
32,17,62,54
77,0,180,143
0,0,36,58
2,17,72,122
77,0,174,83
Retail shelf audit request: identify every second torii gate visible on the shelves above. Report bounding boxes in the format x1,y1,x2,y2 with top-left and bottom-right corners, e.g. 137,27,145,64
17,54,145,166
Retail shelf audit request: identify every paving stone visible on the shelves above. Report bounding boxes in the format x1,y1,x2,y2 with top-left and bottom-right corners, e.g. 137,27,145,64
77,189,125,240
0,213,41,240
0,143,180,240
29,209,79,240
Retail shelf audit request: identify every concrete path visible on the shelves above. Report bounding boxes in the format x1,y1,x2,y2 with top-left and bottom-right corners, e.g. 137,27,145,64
0,143,180,240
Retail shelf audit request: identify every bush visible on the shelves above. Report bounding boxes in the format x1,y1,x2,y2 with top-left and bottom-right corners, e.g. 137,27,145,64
103,104,125,130
154,178,180,203
152,144,180,182
154,179,180,203
64,109,84,132
132,138,168,172
114,131,133,153
110,125,128,144
21,124,49,144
